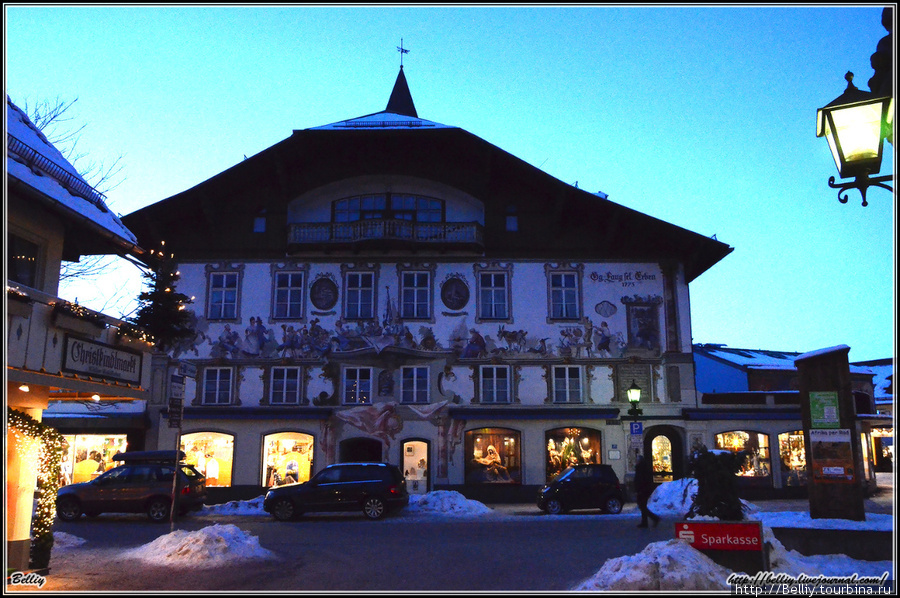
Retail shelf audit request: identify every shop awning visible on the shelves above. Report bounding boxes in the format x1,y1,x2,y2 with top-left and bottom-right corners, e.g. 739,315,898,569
42,412,150,431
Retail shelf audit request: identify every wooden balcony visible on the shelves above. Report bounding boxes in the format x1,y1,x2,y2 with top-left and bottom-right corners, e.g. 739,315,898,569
288,220,484,253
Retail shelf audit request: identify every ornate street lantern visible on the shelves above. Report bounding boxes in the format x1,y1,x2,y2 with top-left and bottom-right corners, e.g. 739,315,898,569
817,72,894,206
626,380,643,419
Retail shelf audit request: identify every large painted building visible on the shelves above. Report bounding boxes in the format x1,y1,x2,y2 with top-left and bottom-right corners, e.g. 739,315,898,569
122,67,740,502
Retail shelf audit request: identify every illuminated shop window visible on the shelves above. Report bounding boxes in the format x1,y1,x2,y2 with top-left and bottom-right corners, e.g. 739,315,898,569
61,434,128,486
651,436,673,483
403,440,429,495
181,432,234,487
263,432,314,487
778,430,807,486
464,428,521,484
715,431,771,478
545,428,601,482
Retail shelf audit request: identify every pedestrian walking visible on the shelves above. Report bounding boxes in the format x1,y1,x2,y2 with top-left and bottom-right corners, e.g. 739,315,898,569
634,454,660,528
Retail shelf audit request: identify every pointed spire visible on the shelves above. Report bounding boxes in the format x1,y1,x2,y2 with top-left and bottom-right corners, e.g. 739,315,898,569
386,66,418,118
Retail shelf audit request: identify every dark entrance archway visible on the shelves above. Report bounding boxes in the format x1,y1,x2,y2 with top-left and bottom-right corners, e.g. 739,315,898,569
643,426,685,483
339,437,383,462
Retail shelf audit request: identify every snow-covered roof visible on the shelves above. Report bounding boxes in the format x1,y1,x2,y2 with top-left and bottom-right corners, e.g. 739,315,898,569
6,95,139,248
694,344,873,375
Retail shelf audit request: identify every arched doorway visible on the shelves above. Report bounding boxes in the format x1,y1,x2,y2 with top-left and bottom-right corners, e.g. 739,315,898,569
644,426,684,483
339,437,383,463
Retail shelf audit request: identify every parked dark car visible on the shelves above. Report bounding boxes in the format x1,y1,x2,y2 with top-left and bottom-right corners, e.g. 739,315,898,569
56,450,207,523
537,464,625,515
264,462,409,521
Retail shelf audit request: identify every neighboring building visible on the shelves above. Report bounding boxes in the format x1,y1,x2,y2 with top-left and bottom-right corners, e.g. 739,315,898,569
122,67,739,503
693,343,891,492
851,358,894,471
6,96,153,569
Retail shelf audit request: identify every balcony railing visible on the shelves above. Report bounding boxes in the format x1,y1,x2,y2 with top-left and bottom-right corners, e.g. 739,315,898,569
7,134,109,212
288,220,484,250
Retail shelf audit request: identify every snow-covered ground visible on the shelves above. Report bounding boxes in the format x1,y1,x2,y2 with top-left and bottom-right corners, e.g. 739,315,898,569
28,473,897,591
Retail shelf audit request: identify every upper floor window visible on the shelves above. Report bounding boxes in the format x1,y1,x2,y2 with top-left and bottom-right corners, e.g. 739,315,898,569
7,233,40,288
480,365,511,404
400,271,431,320
344,271,375,320
273,271,305,320
208,271,239,320
553,366,583,404
270,367,303,405
333,194,444,223
549,272,579,320
343,367,372,405
400,366,429,404
478,272,509,320
203,367,233,405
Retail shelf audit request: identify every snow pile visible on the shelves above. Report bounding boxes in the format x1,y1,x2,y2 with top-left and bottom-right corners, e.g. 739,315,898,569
52,532,87,550
406,490,494,517
574,538,734,591
199,496,267,516
119,524,274,567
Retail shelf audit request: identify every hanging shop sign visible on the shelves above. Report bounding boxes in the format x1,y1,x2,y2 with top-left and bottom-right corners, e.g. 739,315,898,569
62,335,143,385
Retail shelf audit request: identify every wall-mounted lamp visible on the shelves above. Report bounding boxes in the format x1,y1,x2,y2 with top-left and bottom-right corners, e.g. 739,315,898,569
18,384,30,393
817,72,894,206
626,380,643,420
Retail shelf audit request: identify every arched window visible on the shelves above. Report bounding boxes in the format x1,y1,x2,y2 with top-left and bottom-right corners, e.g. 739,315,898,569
651,435,673,483
263,432,314,487
465,428,521,484
181,432,234,487
714,431,771,479
545,428,601,482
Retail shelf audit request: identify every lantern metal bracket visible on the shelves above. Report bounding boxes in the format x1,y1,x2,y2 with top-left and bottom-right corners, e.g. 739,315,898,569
828,172,894,207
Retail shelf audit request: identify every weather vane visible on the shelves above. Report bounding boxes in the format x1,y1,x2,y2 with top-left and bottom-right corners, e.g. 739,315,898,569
397,38,409,67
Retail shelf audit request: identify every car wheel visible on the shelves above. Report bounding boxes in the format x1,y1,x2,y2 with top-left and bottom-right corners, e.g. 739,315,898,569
545,498,564,515
146,498,171,523
271,498,296,522
604,496,623,514
56,497,82,522
362,497,386,520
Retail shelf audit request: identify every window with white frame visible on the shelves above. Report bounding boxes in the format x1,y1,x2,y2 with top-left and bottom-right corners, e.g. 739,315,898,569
345,272,375,320
270,367,303,405
400,366,429,404
400,271,431,320
553,366,582,403
273,272,305,320
343,367,372,404
478,272,509,320
549,272,580,320
203,368,233,405
208,272,239,320
480,365,511,403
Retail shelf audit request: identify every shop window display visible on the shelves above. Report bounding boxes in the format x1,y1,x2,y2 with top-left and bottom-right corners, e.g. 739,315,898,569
181,432,234,487
545,428,601,482
715,431,771,478
263,432,314,486
61,434,127,486
403,440,428,495
465,428,521,484
778,430,807,486
651,435,674,483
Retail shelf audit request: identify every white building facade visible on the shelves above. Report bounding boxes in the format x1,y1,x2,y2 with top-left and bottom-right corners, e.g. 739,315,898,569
123,68,733,501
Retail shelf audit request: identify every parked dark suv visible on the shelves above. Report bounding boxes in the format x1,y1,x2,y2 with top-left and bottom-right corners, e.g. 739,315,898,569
264,462,409,521
537,464,624,515
56,450,207,523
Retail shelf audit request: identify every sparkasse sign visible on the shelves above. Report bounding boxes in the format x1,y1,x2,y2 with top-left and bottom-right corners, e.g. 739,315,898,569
676,521,763,551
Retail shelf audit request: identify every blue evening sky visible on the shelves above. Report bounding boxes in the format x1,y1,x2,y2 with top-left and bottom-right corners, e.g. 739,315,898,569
4,5,895,362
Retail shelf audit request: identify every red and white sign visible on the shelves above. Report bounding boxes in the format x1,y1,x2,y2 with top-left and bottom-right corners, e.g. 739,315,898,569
676,521,763,551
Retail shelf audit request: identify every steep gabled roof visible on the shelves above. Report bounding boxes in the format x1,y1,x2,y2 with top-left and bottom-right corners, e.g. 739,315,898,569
122,69,733,281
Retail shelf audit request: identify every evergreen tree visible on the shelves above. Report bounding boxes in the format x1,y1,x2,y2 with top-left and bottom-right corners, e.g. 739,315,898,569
686,445,748,521
128,243,194,353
